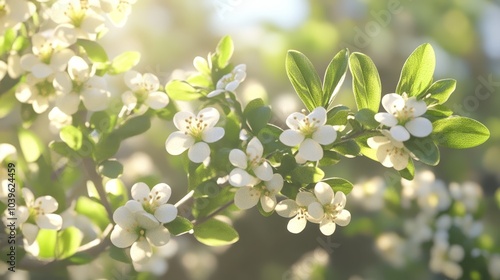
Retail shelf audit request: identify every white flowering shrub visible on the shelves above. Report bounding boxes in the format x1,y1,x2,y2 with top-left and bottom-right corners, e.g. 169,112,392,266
0,1,497,279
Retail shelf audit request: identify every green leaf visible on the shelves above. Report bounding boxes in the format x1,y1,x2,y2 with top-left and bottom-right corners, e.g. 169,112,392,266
98,159,123,178
77,39,108,63
20,103,38,127
331,140,360,157
90,111,116,134
164,216,193,236
398,159,415,180
109,245,131,263
94,134,121,162
495,188,500,209
286,50,323,111
188,162,217,192
216,35,234,68
109,51,141,75
193,219,239,246
113,115,151,139
432,117,490,149
60,125,83,151
165,80,203,101
326,105,350,126
246,106,271,134
423,79,456,103
277,154,297,175
75,196,110,231
0,81,18,118
18,128,43,163
396,43,435,97
323,48,349,105
348,52,381,112
36,229,58,259
322,177,354,195
291,166,325,184
404,137,440,166
56,227,84,260
354,108,379,128
243,98,265,115
318,151,341,166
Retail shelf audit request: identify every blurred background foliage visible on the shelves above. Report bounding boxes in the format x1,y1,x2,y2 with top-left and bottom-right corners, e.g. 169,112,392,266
2,0,500,279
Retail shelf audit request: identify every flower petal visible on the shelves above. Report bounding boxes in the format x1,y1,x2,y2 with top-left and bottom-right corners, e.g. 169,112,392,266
308,202,325,220
406,97,427,117
202,127,224,143
375,112,398,127
173,111,195,131
36,213,63,230
31,64,53,79
154,204,177,223
229,168,252,187
22,188,35,206
405,117,432,137
53,72,73,94
151,183,172,204
376,143,393,168
265,174,284,192
286,112,305,130
22,223,40,245
225,80,240,91
142,73,160,92
50,49,74,72
382,93,404,114
314,182,334,205
81,88,110,111
131,182,150,202
246,137,264,159
253,161,273,181
110,225,138,248
275,199,298,218
56,92,80,115
145,226,170,247
312,125,336,145
20,54,39,71
279,129,305,147
367,136,390,149
125,200,144,213
390,125,410,142
145,92,169,110
260,195,277,213
308,107,327,126
287,214,307,234
165,132,194,155
130,238,152,264
124,70,142,90
390,150,409,171
198,107,220,127
298,138,323,162
34,196,58,213
207,89,225,98
113,206,136,228
333,191,347,207
188,142,210,163
229,149,248,169
68,56,90,82
136,212,160,229
319,219,337,236
122,91,137,111
234,187,260,210
296,192,317,207
334,209,351,226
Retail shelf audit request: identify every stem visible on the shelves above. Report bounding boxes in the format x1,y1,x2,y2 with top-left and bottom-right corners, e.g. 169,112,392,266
82,158,114,222
174,190,194,208
191,200,234,226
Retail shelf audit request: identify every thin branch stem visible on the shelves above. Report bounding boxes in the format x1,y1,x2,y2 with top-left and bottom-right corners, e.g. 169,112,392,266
82,158,114,222
191,200,234,226
174,190,194,208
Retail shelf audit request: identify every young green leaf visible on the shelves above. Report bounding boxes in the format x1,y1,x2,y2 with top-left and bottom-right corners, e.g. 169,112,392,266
60,125,83,151
323,48,349,106
36,229,58,259
322,177,354,195
331,140,361,158
354,108,379,128
113,115,151,139
291,166,325,184
77,39,109,63
432,116,490,149
56,227,84,260
246,106,271,134
348,52,381,112
108,51,141,75
75,196,110,231
216,35,234,68
165,80,203,101
422,79,456,104
286,50,323,111
18,128,44,162
396,43,435,97
194,219,239,246
165,216,194,236
326,105,350,126
404,137,440,166
98,159,123,178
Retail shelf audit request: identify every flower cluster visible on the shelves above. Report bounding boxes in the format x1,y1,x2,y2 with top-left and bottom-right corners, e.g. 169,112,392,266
110,182,177,265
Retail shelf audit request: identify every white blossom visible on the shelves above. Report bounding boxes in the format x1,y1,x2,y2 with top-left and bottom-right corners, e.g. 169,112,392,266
228,137,273,187
375,232,407,268
449,181,483,213
234,173,283,212
307,182,351,236
367,130,409,171
400,170,437,208
15,74,55,114
130,182,178,223
122,70,169,112
275,191,318,234
350,177,386,211
165,107,225,163
100,0,137,27
110,200,171,264
53,55,110,114
279,107,336,163
132,239,178,276
429,241,465,280
207,64,246,97
415,180,451,215
2,188,62,245
0,0,36,34
375,93,432,142
48,107,73,133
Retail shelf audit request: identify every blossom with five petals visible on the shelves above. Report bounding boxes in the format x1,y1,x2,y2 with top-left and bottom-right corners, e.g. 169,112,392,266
374,93,432,142
279,107,336,162
130,182,178,223
110,200,171,264
275,192,318,234
122,70,169,112
307,182,351,236
228,137,273,187
207,64,246,98
367,130,409,171
165,107,225,163
234,173,283,212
